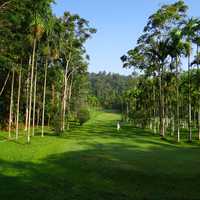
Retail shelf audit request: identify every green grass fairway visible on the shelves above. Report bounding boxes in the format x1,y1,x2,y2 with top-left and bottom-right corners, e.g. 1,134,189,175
0,111,200,200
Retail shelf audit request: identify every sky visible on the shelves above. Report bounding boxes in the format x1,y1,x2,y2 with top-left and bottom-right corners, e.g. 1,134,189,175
52,0,199,75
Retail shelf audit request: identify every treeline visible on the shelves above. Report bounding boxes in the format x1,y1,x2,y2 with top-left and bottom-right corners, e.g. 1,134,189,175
121,0,200,142
89,71,132,110
0,0,96,142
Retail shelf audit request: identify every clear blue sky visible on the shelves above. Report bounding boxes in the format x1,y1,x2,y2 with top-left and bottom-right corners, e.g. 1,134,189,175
52,0,199,75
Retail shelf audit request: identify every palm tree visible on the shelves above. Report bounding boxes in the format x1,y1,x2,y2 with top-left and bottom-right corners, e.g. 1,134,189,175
182,18,199,142
41,16,55,137
28,16,45,143
192,19,200,140
168,28,186,142
24,56,31,132
41,54,48,137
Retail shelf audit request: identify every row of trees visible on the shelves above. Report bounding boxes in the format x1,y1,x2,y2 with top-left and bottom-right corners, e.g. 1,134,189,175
0,0,96,143
121,0,200,142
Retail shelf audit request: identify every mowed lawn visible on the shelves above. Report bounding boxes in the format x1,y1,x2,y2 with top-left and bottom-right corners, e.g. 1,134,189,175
0,111,200,200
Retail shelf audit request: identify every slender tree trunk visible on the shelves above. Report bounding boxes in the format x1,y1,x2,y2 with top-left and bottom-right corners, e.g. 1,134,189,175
193,111,196,128
62,71,68,132
172,116,175,136
176,56,180,142
61,53,71,132
32,60,37,136
37,108,40,128
16,66,22,140
8,69,15,139
66,74,74,130
153,82,157,134
25,56,31,131
188,53,192,142
42,57,48,137
159,65,165,137
28,38,37,143
197,44,200,140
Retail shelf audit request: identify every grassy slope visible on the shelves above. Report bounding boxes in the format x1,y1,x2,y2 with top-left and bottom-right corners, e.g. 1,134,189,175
0,111,200,200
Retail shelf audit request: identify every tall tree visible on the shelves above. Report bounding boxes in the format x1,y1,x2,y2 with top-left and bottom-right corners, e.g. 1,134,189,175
182,18,199,142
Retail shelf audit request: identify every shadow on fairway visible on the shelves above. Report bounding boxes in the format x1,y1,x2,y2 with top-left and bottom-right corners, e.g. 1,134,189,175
1,140,200,200
1,112,200,199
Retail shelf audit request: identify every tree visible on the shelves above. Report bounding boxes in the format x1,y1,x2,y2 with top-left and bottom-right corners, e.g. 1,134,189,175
16,64,22,140
59,12,96,132
192,19,200,140
121,0,188,138
0,0,95,139
182,17,199,142
168,28,186,142
8,68,15,139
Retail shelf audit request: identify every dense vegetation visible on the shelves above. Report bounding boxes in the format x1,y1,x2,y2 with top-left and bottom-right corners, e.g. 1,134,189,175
0,0,96,142
121,0,200,142
89,72,131,110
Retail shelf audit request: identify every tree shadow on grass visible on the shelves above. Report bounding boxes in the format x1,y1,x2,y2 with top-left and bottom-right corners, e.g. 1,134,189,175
0,141,200,200
1,111,200,199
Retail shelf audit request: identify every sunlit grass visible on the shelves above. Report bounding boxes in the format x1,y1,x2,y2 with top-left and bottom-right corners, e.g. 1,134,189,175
0,111,200,199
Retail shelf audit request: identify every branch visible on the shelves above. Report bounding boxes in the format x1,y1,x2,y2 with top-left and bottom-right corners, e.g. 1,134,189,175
0,71,10,96
67,68,76,80
0,1,11,12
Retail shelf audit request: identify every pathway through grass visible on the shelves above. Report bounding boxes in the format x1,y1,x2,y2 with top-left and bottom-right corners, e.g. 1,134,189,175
0,111,200,200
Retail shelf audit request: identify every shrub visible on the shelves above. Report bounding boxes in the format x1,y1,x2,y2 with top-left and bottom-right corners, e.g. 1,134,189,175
77,108,90,125
51,110,62,135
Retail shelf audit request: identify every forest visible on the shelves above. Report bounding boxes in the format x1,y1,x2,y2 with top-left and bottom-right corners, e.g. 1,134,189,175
89,71,131,110
1,0,200,199
121,0,200,142
0,0,96,142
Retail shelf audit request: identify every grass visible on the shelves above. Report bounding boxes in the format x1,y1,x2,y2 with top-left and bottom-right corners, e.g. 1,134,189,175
0,111,200,199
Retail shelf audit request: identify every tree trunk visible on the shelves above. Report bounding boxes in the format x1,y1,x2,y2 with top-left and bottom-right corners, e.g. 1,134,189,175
153,82,157,134
176,56,180,142
197,44,200,140
32,59,37,136
188,54,192,142
159,65,165,138
16,66,22,140
51,83,55,110
61,53,71,132
41,57,48,137
66,73,74,130
8,69,15,139
25,56,31,131
37,108,40,128
28,38,37,143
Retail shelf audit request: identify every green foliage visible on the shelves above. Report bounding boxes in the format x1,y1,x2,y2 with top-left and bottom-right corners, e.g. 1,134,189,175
121,0,200,141
51,110,62,134
77,108,90,125
89,72,131,110
0,0,96,133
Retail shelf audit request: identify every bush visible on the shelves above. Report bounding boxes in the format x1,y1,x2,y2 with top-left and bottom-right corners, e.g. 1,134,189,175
77,108,90,125
51,110,62,135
